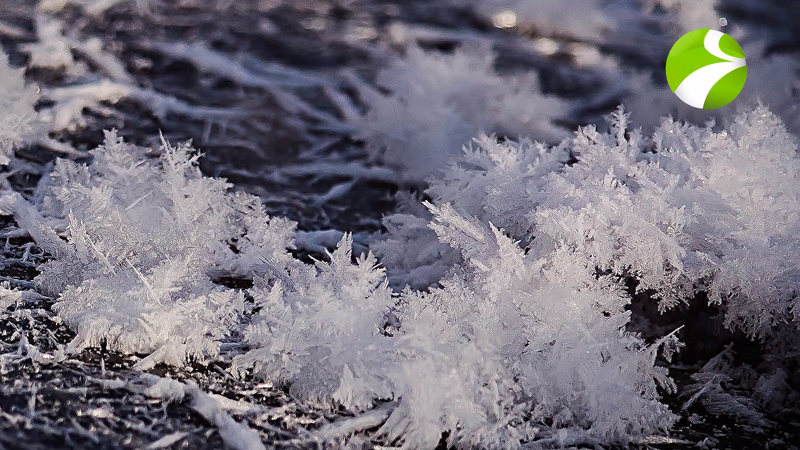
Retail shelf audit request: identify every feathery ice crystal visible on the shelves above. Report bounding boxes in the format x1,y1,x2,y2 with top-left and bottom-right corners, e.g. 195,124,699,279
5,128,685,447
0,10,798,442
353,44,568,181
378,105,800,337
382,203,680,448
0,51,38,165
11,131,297,369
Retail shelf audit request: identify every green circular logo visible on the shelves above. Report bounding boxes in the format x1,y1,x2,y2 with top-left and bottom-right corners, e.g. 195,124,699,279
666,29,747,110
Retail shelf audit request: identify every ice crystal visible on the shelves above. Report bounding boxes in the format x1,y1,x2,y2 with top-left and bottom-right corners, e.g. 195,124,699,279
354,44,568,181
379,105,800,336
0,51,38,165
13,131,297,368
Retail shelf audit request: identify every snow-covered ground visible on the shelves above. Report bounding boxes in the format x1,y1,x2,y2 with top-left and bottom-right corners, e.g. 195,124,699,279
0,0,799,448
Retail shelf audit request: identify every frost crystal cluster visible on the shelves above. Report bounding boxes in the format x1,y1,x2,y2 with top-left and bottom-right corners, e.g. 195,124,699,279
382,203,680,447
234,234,396,410
6,88,799,450
0,1,798,445
12,131,297,369
353,44,567,181
0,127,683,447
0,52,39,165
1,123,689,448
236,202,681,447
379,106,800,337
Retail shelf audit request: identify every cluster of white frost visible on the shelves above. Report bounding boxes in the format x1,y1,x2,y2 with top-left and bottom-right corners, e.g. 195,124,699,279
11,131,297,369
234,234,396,410
378,105,800,338
0,0,798,446
382,203,680,447
0,111,688,448
233,201,682,447
352,44,568,181
0,126,683,447
0,52,39,165
372,136,569,289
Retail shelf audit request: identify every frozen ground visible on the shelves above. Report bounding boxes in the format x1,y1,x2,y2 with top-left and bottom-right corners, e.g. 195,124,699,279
0,0,799,449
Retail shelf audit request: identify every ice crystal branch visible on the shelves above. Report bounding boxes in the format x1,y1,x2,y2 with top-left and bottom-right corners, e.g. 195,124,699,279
13,131,297,368
0,51,39,165
379,105,800,336
380,204,679,448
352,44,568,181
235,233,395,411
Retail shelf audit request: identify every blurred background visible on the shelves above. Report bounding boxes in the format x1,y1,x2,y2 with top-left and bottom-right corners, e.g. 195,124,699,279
1,0,797,235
